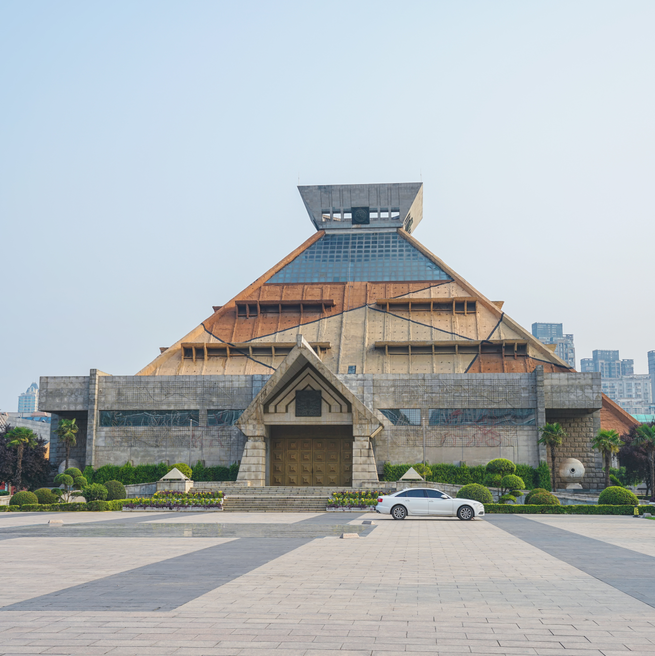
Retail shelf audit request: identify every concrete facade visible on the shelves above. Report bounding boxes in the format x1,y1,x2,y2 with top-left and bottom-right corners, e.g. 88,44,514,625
40,183,620,489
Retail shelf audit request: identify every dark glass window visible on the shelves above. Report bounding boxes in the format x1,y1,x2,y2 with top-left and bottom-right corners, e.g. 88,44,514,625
380,409,421,426
295,390,322,417
425,489,445,498
207,409,244,426
406,489,427,497
268,232,451,283
347,365,357,374
99,410,199,427
428,408,536,426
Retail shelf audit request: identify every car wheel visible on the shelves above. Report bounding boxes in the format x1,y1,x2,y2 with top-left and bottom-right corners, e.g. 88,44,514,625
457,505,474,521
391,504,407,520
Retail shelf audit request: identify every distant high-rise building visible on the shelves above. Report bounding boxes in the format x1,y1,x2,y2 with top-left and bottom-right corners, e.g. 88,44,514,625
649,351,655,413
582,350,652,416
17,383,38,414
531,323,576,368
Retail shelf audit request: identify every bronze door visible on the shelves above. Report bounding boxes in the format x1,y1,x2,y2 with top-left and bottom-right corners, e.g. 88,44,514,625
270,426,352,486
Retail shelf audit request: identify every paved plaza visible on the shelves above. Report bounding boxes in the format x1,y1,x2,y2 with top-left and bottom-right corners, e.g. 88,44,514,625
2,512,655,655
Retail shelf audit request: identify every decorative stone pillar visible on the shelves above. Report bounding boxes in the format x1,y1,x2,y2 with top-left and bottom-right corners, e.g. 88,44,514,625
236,436,266,486
534,366,547,466
351,434,379,487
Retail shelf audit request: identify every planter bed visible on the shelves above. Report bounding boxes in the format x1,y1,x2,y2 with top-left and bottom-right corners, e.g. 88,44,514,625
326,507,376,512
123,506,223,512
484,504,651,515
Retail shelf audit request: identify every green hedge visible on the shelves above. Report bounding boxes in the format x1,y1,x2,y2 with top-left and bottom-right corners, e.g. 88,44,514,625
82,461,240,485
382,461,550,490
485,504,651,515
0,500,126,512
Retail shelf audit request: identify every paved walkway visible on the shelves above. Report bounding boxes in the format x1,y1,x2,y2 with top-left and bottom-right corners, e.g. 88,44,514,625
1,511,655,655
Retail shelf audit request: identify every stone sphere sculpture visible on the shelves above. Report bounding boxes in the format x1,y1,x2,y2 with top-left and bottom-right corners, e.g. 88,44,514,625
558,457,585,489
58,458,82,474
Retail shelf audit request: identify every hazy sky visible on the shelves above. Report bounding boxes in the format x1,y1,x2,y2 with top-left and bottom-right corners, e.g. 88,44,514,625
1,1,654,411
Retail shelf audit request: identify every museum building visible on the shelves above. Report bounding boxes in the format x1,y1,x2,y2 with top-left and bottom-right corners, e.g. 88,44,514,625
40,183,637,489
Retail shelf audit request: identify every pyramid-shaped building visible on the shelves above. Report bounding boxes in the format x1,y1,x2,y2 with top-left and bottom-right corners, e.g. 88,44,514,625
41,183,637,489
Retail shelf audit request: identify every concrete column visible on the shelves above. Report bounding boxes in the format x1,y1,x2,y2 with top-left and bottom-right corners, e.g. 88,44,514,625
352,433,379,487
534,366,547,465
85,370,100,469
236,436,266,486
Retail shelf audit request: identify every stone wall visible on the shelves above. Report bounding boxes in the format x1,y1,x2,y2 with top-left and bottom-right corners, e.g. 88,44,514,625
550,411,604,490
49,411,88,472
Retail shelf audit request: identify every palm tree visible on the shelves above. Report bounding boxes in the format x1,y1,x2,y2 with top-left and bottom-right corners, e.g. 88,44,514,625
55,418,79,470
5,427,38,491
538,423,567,491
591,429,623,489
634,424,655,501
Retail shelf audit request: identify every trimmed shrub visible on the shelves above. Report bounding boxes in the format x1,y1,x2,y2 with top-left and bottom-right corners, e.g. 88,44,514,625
485,504,644,515
529,491,560,505
525,488,550,504
81,483,108,502
536,461,552,491
456,483,493,504
609,474,624,488
499,494,517,504
54,473,74,487
9,491,39,507
63,467,83,479
598,486,638,506
485,458,516,477
483,473,502,488
501,474,525,494
169,463,193,479
104,480,126,501
34,488,57,505
86,500,109,511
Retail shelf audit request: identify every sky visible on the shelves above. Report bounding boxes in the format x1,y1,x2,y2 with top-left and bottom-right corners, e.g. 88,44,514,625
1,1,654,411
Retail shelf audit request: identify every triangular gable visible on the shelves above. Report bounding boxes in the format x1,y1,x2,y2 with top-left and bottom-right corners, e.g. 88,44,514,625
398,229,572,370
237,335,382,437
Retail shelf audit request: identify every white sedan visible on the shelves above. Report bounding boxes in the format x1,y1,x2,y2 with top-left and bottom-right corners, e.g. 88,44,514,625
375,488,485,520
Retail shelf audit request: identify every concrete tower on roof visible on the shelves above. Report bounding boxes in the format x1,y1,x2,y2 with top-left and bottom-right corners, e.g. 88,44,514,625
39,182,638,489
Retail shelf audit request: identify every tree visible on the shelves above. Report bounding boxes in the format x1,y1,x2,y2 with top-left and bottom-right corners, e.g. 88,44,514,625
55,418,79,470
5,427,38,491
634,423,655,501
618,427,651,494
538,423,567,491
591,429,623,489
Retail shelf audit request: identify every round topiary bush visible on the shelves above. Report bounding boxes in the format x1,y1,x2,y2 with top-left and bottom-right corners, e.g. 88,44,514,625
501,474,525,494
63,467,83,479
598,486,638,506
104,480,126,501
499,494,517,504
525,488,550,504
54,473,74,488
169,463,193,479
483,473,502,488
485,458,516,477
529,491,560,505
34,488,57,505
81,483,108,502
456,483,493,505
9,491,39,507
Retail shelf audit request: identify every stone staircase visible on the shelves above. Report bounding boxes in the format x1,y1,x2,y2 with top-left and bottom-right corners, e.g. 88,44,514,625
215,486,333,513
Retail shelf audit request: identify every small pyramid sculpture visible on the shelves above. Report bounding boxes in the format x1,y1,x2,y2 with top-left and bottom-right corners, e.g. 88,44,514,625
159,467,190,481
399,466,424,481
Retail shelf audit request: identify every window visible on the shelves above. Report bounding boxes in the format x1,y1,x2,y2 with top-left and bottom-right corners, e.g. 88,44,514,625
347,365,357,374
269,233,451,284
406,489,426,497
99,410,199,427
425,489,446,498
207,409,243,426
428,408,536,427
295,390,322,417
380,409,421,426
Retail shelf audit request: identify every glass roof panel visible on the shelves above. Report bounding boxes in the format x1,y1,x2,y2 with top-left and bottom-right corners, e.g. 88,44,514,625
268,232,451,283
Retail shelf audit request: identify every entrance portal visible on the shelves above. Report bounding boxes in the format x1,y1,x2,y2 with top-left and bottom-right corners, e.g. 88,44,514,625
270,426,352,486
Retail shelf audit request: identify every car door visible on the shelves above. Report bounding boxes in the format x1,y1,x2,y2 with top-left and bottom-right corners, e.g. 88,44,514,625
400,489,429,515
425,489,454,516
